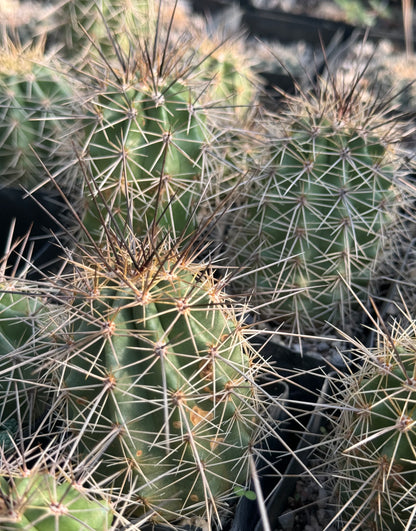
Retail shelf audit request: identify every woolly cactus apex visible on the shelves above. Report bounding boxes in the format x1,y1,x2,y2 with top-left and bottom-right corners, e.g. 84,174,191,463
43,233,281,526
78,26,223,244
0,40,79,194
0,468,113,530
225,73,408,335
322,316,416,531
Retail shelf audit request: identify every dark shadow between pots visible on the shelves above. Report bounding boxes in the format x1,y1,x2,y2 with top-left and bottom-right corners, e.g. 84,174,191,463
0,187,72,279
228,337,333,531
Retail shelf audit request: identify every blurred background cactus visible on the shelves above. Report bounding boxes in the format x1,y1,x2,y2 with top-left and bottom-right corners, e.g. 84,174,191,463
0,40,79,194
0,1,50,44
43,0,155,63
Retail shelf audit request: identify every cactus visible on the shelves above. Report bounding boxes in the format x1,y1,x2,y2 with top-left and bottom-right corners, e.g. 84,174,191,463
225,74,408,334
42,1,260,245
0,40,79,194
0,470,113,529
40,232,281,526
322,316,416,530
46,0,154,63
0,282,49,427
77,20,226,244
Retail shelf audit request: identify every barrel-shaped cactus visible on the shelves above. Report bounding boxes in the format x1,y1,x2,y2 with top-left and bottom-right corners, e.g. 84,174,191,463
0,41,78,193
226,75,406,334
79,28,221,244
323,319,416,530
0,470,113,529
43,236,274,524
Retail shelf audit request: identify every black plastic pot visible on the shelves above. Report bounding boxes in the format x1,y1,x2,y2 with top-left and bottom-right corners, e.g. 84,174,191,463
257,376,333,531
229,338,333,531
191,2,414,51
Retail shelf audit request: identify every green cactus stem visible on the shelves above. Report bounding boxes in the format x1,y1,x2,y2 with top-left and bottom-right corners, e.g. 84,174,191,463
225,73,408,334
42,234,280,525
323,317,416,530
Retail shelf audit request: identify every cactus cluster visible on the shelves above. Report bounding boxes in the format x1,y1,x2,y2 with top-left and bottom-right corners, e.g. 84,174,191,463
1,1,416,530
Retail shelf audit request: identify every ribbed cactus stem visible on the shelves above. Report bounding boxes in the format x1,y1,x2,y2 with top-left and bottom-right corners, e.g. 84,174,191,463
323,317,416,530
226,75,407,334
40,237,276,524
